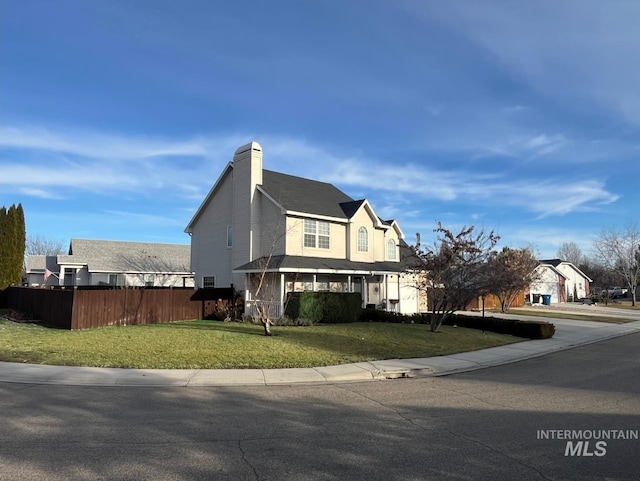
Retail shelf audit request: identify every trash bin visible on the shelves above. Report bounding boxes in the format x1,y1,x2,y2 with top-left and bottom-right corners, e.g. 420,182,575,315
542,294,551,306
532,294,541,304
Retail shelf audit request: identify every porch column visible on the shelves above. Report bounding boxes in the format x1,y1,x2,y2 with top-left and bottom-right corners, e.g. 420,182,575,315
363,276,368,306
279,273,285,318
384,274,389,311
347,275,351,293
244,275,251,317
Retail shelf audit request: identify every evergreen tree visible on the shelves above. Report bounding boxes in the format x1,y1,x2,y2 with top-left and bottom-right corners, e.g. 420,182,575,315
0,204,27,288
7,205,17,285
15,204,26,282
0,206,7,288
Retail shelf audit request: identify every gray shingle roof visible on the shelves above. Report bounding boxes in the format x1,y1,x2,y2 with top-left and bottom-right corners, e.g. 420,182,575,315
261,170,355,218
234,255,405,274
68,239,191,273
539,258,564,267
25,255,59,272
339,200,366,218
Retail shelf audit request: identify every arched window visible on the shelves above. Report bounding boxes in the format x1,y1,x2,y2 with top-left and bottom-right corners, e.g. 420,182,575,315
357,226,368,252
387,239,397,260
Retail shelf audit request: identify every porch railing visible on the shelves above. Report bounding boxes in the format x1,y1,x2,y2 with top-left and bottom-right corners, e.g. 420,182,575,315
245,300,282,319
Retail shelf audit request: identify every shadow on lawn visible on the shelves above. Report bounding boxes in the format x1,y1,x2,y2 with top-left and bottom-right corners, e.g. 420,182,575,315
160,319,519,361
3,334,640,481
147,320,267,337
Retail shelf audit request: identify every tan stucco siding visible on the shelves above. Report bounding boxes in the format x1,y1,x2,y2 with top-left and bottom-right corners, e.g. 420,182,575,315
285,216,347,259
349,208,375,262
383,233,400,262
372,228,386,261
347,208,397,263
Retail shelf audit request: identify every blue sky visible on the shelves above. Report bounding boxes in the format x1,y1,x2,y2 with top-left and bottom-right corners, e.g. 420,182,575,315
1,0,638,258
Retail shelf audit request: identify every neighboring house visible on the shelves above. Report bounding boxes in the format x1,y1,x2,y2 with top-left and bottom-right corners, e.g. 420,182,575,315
528,259,592,304
185,141,421,316
25,239,195,288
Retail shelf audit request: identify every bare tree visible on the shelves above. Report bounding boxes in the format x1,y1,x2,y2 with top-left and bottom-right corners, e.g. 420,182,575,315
248,261,278,336
556,241,585,266
26,235,66,256
245,210,294,336
488,246,541,312
409,222,499,332
592,223,640,306
579,257,625,295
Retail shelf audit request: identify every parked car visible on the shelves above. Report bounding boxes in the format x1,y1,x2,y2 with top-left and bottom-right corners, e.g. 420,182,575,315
607,287,628,298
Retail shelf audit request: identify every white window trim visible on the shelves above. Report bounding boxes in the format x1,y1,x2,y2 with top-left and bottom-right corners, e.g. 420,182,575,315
357,226,368,252
387,239,397,260
304,219,330,249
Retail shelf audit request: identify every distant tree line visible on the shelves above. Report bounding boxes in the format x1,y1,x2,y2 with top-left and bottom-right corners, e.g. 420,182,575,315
0,204,26,289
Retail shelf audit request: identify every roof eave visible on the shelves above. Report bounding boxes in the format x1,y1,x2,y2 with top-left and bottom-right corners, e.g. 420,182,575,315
285,210,349,223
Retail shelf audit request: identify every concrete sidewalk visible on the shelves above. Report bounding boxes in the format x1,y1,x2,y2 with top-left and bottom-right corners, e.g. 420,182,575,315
2,317,640,387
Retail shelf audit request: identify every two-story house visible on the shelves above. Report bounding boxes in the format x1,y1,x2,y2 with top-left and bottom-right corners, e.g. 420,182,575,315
528,258,592,304
185,141,420,317
539,259,592,302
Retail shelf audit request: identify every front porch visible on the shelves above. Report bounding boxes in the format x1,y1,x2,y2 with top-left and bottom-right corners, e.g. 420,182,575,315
243,272,403,319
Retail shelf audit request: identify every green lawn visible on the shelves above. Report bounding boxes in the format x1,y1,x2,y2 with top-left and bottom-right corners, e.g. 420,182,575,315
504,309,634,324
0,318,520,369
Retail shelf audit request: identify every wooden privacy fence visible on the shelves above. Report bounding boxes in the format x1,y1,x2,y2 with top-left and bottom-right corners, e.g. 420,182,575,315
1,286,237,329
425,289,526,312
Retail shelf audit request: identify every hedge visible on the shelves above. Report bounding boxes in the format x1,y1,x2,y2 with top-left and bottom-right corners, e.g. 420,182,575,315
442,314,555,340
359,309,555,340
285,292,362,323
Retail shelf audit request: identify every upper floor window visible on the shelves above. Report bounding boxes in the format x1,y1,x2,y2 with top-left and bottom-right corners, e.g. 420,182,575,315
227,225,233,248
304,219,330,249
357,226,368,252
387,239,397,260
203,276,215,288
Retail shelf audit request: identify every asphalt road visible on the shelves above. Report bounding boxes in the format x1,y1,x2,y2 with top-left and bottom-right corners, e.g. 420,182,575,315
1,333,639,481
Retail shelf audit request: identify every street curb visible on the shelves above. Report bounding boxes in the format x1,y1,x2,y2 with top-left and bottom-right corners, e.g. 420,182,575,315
1,318,639,387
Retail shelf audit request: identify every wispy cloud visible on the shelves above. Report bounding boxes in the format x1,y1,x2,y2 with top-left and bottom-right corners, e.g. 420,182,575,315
1,125,217,159
0,124,245,199
17,187,65,200
319,156,618,217
0,123,621,220
101,210,186,227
